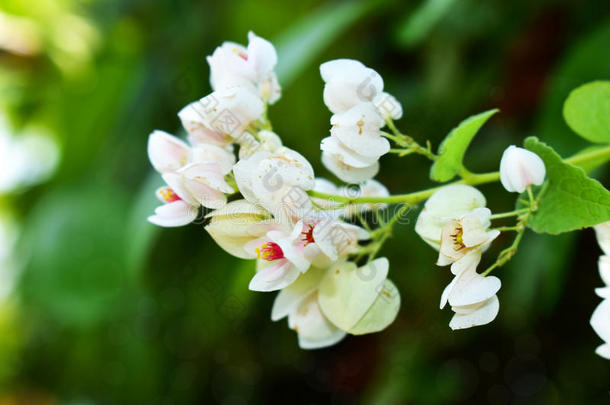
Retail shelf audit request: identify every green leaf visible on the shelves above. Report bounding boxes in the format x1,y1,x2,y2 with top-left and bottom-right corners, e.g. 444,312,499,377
274,0,378,86
318,258,389,332
430,109,498,182
348,279,400,335
563,81,610,143
524,137,610,234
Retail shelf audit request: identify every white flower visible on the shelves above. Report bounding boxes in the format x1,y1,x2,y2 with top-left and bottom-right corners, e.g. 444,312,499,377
437,208,500,266
415,185,487,250
440,251,501,330
295,212,369,268
244,212,368,291
245,230,309,292
373,92,403,120
204,199,273,259
330,102,389,159
319,61,400,184
147,131,235,224
271,267,346,349
590,221,610,359
287,291,347,349
320,59,383,114
594,221,610,256
591,299,610,359
147,186,198,227
233,147,315,218
317,258,400,335
237,129,283,159
147,130,190,173
340,179,389,216
321,138,379,184
207,31,281,104
499,146,546,193
178,86,265,143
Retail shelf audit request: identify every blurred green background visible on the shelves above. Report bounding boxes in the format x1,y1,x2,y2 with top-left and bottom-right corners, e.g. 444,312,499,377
0,0,609,403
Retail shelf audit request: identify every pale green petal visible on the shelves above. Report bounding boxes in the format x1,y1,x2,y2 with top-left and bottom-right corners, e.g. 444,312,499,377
348,279,400,335
318,258,389,331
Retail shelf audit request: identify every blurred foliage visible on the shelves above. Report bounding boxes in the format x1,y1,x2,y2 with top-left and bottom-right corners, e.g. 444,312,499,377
0,0,609,403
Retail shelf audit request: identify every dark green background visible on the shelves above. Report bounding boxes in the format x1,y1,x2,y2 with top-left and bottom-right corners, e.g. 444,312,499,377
1,0,609,403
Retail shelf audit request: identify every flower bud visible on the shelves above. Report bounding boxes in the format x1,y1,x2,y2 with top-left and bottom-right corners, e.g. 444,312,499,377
499,146,546,193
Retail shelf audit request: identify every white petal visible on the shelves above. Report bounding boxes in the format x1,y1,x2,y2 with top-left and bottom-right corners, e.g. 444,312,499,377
249,260,301,292
320,59,384,113
162,172,198,206
257,130,283,152
322,151,379,184
499,146,546,193
373,92,403,120
247,31,277,80
180,163,234,194
320,59,366,82
207,41,253,85
414,185,487,250
595,222,610,256
599,255,610,286
440,276,458,309
448,271,501,307
147,130,190,173
258,72,282,104
330,103,388,158
298,329,347,350
595,287,610,299
191,144,235,174
318,258,389,331
449,295,499,330
147,200,197,227
192,87,264,139
270,266,326,321
288,291,346,349
320,136,378,168
178,102,231,146
450,250,482,275
595,343,610,359
591,299,610,343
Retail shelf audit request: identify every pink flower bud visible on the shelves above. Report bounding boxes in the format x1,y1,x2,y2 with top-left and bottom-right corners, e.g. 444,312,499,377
499,146,546,193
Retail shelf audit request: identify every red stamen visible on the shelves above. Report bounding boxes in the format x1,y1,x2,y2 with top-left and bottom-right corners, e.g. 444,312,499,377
255,242,284,261
301,224,315,246
159,187,181,203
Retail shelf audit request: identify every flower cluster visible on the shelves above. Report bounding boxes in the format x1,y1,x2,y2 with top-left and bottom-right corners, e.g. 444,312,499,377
146,32,399,349
145,31,610,354
319,59,402,183
415,185,502,329
591,222,610,359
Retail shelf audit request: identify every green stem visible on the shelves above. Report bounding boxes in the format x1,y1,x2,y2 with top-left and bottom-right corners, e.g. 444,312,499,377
365,203,410,263
481,183,547,276
308,145,610,205
384,120,437,161
308,171,500,205
490,208,529,219
565,145,610,167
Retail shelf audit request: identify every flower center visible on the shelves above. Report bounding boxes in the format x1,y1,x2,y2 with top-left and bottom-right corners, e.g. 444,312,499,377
450,226,466,251
232,47,248,60
159,187,181,203
255,242,285,261
301,224,315,245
